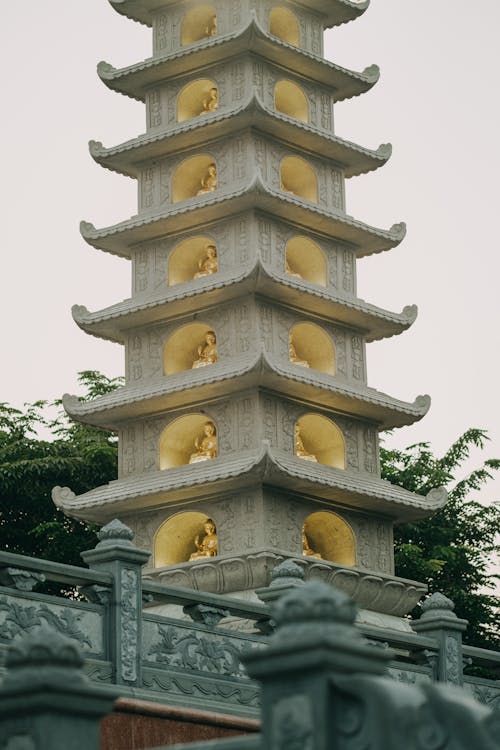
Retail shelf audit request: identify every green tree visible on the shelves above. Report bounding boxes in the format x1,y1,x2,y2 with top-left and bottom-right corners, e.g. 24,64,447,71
382,428,500,650
0,371,121,565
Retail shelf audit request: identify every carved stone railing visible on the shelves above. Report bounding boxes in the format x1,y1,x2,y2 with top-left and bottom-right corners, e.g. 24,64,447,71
0,520,498,719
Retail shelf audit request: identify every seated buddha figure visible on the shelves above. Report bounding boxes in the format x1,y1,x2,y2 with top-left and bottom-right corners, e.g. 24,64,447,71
205,15,217,37
197,163,217,195
289,337,309,368
294,424,317,462
189,518,218,560
189,421,217,464
192,331,217,368
285,259,302,279
201,87,218,114
193,243,218,279
302,528,322,559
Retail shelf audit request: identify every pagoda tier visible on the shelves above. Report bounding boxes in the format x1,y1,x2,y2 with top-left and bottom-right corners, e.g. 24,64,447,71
80,182,406,258
72,277,417,343
108,0,369,30
97,19,378,103
62,353,430,429
55,0,444,619
89,99,392,179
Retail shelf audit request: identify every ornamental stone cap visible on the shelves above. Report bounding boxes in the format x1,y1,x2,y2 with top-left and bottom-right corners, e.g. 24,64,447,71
96,518,135,547
272,580,357,628
270,559,305,586
420,591,456,618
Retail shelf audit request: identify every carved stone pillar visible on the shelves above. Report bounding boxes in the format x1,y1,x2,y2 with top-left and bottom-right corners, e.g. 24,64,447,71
412,592,468,686
0,625,118,750
81,519,150,687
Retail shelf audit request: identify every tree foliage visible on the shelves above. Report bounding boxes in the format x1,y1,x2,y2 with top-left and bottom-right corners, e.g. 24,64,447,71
381,428,500,649
0,371,121,565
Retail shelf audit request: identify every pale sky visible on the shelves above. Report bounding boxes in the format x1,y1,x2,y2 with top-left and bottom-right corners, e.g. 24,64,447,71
1,1,499,511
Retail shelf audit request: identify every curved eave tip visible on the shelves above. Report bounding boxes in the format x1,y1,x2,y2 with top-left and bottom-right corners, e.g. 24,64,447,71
402,304,418,325
52,486,76,510
71,303,91,326
376,143,392,160
89,140,105,160
80,221,97,240
343,0,370,12
361,64,380,84
62,393,81,416
389,222,407,242
426,486,448,509
413,394,431,415
97,60,116,81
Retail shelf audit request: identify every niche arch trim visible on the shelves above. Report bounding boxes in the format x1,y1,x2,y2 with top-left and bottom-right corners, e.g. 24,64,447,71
172,154,217,203
154,511,215,567
163,322,216,375
177,79,218,122
269,7,300,46
280,156,318,203
290,322,335,375
181,5,217,46
168,236,218,286
285,236,327,286
159,413,217,469
303,510,356,565
274,80,309,123
295,413,346,469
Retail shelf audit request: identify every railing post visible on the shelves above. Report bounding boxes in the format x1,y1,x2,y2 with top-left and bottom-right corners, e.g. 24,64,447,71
81,519,150,688
411,592,468,686
0,625,118,749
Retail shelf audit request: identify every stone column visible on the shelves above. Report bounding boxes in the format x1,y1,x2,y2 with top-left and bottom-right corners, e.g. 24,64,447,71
81,519,150,687
0,625,118,750
412,592,468,686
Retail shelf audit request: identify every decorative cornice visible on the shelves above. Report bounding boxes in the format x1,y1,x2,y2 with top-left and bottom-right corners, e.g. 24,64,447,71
52,442,448,524
80,174,405,259
108,0,370,33
98,16,379,103
90,94,391,180
61,350,430,431
71,260,417,344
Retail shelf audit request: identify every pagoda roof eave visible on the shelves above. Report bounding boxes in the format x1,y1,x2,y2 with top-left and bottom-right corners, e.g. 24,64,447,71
108,0,369,30
90,96,391,180
62,350,430,430
80,176,406,259
72,261,417,344
98,17,379,103
52,442,447,525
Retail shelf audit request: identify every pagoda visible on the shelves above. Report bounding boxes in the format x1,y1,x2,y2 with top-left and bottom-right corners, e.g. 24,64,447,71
54,0,447,627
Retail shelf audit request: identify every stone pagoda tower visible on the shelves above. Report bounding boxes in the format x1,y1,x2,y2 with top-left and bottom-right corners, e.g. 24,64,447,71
54,0,447,626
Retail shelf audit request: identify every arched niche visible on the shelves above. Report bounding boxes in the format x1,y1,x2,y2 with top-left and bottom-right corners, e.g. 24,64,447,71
274,80,308,123
285,236,327,286
159,414,217,469
168,236,218,286
172,154,217,203
269,7,300,46
280,156,318,203
290,323,335,375
177,79,218,122
154,511,215,567
303,511,356,566
163,323,216,375
296,413,346,469
181,5,217,46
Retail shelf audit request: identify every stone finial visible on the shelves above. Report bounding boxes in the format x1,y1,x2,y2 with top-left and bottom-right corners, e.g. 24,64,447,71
3,625,84,690
270,559,305,587
273,580,356,629
420,592,456,620
96,519,134,548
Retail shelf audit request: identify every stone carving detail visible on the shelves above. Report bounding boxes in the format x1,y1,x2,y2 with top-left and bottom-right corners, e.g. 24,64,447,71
120,568,138,683
272,695,313,750
159,161,170,205
332,331,347,376
466,682,500,711
331,169,344,210
376,523,391,573
156,13,168,52
259,305,273,352
343,421,359,469
236,305,252,353
123,426,137,475
445,634,460,685
147,330,163,378
147,623,248,677
230,0,242,28
354,518,371,570
141,668,259,707
237,217,249,263
149,90,162,128
143,419,165,471
253,61,264,98
0,596,98,652
320,93,331,129
128,334,143,381
231,62,245,101
232,137,247,180
342,249,354,294
263,398,277,445
363,427,376,473
0,568,45,592
211,402,233,453
351,336,364,380
134,249,149,294
327,247,337,288
259,219,272,264
254,137,267,181
237,398,254,450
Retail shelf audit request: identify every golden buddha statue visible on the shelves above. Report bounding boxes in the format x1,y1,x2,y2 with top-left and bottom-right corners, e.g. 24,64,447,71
205,15,217,37
197,163,217,195
302,529,322,558
289,338,309,368
189,518,218,560
189,421,217,463
192,331,217,368
285,259,302,279
201,87,218,114
294,424,317,462
193,243,218,279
